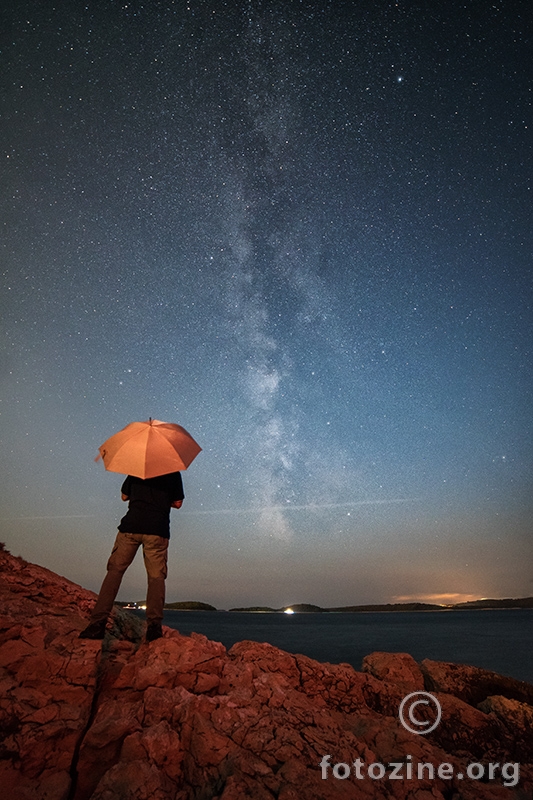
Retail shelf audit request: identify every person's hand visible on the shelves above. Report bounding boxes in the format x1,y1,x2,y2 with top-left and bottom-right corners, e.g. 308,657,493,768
171,500,183,509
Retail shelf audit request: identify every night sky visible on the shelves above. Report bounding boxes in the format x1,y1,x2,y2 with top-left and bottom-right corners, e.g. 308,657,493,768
2,0,532,609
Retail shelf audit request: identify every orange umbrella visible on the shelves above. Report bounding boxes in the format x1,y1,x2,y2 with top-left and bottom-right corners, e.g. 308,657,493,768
96,418,201,479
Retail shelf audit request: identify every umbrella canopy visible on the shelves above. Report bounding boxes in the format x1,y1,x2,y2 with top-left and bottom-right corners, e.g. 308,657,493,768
97,418,201,479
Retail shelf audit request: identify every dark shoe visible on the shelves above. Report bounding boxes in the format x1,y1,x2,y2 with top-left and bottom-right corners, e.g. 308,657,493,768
79,620,107,639
146,622,163,642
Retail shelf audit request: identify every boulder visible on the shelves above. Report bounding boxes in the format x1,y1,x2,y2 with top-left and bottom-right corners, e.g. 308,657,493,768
420,658,533,706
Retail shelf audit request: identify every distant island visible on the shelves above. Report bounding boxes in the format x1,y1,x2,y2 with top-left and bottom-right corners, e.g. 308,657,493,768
230,603,325,613
117,597,533,612
451,597,533,609
116,600,217,611
229,598,533,612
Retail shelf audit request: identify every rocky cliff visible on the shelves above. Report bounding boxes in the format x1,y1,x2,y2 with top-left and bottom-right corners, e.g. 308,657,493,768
1,546,532,800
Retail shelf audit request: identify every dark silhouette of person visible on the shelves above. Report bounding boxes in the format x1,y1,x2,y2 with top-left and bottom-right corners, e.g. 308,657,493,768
79,471,184,642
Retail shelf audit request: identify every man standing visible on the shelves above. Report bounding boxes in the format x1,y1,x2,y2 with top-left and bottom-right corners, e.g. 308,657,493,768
79,471,184,642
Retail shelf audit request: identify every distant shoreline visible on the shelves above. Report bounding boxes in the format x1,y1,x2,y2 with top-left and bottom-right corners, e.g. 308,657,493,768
116,597,533,613
226,599,533,613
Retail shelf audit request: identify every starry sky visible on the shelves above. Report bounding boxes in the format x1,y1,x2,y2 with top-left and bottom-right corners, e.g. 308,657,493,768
1,0,532,609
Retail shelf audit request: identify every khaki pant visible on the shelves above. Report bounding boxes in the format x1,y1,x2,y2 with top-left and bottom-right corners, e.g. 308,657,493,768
90,532,169,624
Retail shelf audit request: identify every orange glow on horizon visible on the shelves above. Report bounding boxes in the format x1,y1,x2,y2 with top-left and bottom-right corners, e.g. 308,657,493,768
392,593,486,605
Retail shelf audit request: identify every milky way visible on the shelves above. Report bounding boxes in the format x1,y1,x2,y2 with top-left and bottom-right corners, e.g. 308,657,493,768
1,1,531,607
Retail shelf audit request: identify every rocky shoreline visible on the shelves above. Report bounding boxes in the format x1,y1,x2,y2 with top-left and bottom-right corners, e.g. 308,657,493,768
1,546,532,799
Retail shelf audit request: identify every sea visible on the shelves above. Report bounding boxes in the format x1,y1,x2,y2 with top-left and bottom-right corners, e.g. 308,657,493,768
150,608,533,685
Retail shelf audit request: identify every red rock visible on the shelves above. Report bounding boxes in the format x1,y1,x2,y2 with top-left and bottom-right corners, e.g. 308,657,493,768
362,651,425,691
1,546,532,799
420,657,533,706
478,694,533,761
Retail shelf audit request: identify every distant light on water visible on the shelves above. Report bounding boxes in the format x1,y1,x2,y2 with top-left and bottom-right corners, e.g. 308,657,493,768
284,608,295,615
